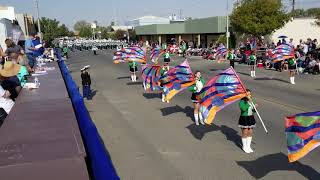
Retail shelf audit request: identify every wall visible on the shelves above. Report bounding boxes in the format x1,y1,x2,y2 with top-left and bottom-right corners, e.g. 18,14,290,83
0,6,15,21
271,18,320,46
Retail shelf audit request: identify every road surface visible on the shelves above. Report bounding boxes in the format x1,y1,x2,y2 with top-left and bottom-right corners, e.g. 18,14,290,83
67,50,320,180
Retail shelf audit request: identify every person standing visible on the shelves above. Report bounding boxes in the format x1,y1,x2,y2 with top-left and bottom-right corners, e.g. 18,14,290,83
188,71,205,126
239,89,256,153
24,33,37,68
159,64,170,103
81,66,92,100
227,49,235,69
288,58,296,84
249,51,257,77
128,61,138,82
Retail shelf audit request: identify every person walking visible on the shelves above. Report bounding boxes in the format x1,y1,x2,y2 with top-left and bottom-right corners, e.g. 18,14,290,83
128,61,138,82
239,89,256,153
288,58,296,84
188,71,205,126
249,51,257,77
227,49,235,69
81,66,92,100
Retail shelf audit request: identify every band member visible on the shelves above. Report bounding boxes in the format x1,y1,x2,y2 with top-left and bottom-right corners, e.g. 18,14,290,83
188,71,205,125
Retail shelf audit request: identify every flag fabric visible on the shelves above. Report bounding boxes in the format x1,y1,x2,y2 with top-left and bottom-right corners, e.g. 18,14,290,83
141,65,162,92
271,44,295,62
160,60,194,101
285,111,320,162
113,46,146,64
150,47,164,64
197,68,247,124
216,45,227,59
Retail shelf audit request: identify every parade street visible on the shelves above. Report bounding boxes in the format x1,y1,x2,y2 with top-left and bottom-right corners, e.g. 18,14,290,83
67,50,320,180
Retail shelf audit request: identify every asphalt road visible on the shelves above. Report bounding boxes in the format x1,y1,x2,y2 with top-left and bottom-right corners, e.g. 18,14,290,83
67,50,320,180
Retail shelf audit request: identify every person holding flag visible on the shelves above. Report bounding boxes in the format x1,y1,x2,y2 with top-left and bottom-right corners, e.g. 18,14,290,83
249,51,257,77
188,71,205,126
159,64,170,103
238,89,256,153
288,57,296,84
129,61,138,82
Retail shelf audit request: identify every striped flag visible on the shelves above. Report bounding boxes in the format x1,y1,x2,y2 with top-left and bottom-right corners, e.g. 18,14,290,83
285,111,320,162
160,60,194,101
141,65,162,92
272,44,295,62
216,44,227,59
150,47,164,64
113,46,146,64
197,68,247,124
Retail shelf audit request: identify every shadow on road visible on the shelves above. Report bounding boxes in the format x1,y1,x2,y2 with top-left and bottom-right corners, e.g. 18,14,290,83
254,77,289,84
160,105,193,120
126,82,143,85
143,93,161,99
210,68,223,72
237,72,251,77
236,152,320,179
116,76,130,80
91,90,98,99
186,124,242,147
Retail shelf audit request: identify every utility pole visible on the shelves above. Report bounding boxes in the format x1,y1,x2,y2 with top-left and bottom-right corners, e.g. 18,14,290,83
292,0,295,12
179,9,182,19
226,0,229,49
35,0,41,40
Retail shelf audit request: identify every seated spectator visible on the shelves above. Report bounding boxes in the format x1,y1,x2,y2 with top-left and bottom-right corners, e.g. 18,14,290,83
0,61,28,87
313,59,320,75
4,39,24,55
0,85,14,126
304,58,317,74
9,52,32,73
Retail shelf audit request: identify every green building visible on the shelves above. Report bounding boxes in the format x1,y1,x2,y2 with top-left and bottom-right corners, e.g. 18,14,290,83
135,16,228,47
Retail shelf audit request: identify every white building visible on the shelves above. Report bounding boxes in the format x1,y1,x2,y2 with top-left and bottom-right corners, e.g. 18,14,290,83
271,18,320,46
0,6,15,21
126,16,170,27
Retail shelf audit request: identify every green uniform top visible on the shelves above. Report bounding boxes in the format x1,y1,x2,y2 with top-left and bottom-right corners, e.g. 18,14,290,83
288,58,296,66
249,55,256,62
163,52,171,59
180,43,187,51
239,99,256,116
128,61,137,68
227,53,235,60
162,43,167,50
160,67,169,76
188,77,205,93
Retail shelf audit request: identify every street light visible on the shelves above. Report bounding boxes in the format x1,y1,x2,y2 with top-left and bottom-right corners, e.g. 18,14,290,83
226,0,229,49
34,0,41,40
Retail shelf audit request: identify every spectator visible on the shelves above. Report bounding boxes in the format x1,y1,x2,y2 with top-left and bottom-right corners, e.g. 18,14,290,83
25,33,38,68
32,36,44,56
277,40,281,46
303,42,309,55
4,39,24,55
0,61,27,88
314,59,320,75
289,38,295,48
0,85,14,126
81,66,91,100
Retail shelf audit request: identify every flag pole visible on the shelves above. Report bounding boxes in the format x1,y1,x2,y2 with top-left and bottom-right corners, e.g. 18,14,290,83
230,67,269,133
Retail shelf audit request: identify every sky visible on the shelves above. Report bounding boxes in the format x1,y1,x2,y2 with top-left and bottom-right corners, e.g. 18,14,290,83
1,0,320,30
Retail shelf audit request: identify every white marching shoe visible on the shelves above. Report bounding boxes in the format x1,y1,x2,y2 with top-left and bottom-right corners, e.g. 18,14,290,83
247,137,254,153
242,138,251,154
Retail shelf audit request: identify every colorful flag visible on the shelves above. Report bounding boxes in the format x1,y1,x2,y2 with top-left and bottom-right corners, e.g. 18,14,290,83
141,65,162,92
285,111,320,162
113,46,146,64
216,44,227,59
197,68,247,124
160,60,194,101
272,44,295,62
150,47,164,64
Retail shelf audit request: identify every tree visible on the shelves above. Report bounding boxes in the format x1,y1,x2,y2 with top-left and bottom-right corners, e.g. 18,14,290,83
74,20,90,31
39,17,70,44
230,0,289,37
114,29,127,40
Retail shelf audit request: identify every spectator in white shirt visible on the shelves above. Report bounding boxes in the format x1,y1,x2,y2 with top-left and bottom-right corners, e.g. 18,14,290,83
0,85,14,126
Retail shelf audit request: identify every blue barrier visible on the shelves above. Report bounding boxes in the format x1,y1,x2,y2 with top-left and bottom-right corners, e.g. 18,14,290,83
55,49,120,180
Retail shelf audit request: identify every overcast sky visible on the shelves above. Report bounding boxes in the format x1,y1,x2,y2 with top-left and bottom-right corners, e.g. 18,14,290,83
1,0,320,30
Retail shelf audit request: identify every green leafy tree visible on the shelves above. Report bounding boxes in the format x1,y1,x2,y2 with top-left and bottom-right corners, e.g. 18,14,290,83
230,0,289,37
79,26,92,38
290,9,306,18
114,29,127,40
74,20,92,38
39,17,70,44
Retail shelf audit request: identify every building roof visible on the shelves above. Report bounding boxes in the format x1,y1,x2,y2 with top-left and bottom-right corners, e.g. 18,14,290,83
131,16,169,21
135,16,227,35
111,26,133,31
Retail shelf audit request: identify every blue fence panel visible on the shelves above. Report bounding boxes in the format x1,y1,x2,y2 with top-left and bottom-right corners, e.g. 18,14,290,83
56,49,120,180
